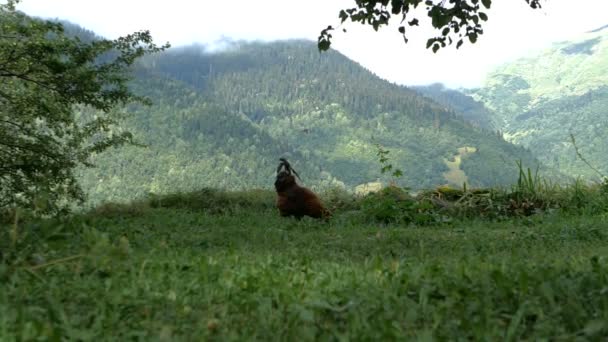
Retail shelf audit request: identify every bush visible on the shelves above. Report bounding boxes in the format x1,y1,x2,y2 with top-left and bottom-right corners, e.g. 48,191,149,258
148,188,276,214
359,186,440,225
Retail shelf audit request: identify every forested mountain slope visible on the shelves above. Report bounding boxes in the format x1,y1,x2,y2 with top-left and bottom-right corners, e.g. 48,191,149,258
470,26,608,179
67,25,543,203
414,83,496,129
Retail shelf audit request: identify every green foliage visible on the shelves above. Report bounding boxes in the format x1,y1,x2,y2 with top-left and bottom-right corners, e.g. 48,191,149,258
319,0,543,52
0,6,168,213
360,186,438,224
1,191,608,340
320,186,361,213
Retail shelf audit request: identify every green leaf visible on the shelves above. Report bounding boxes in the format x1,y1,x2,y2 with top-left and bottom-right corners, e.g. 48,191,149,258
481,0,491,9
468,33,478,44
339,10,349,22
479,12,488,21
318,39,331,51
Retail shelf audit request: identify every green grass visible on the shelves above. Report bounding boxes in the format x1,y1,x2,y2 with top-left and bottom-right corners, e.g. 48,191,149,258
1,189,608,340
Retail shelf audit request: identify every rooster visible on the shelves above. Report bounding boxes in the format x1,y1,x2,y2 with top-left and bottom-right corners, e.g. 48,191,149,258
274,158,330,220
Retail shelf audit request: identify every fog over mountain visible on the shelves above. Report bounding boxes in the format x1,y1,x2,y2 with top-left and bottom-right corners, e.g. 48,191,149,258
17,0,608,88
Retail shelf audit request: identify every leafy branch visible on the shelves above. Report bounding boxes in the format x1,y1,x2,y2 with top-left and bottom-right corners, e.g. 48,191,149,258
0,4,169,213
375,143,403,183
319,0,544,52
570,134,606,180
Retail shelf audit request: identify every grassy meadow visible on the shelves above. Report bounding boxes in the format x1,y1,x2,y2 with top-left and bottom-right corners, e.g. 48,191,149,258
2,183,608,340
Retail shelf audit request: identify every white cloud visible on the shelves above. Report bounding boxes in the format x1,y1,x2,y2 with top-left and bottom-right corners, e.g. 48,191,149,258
13,0,608,88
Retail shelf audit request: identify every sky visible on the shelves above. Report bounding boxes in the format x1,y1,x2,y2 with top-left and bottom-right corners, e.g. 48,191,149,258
12,0,608,88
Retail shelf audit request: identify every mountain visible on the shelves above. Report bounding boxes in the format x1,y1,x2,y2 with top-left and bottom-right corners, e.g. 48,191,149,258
469,26,608,180
59,23,544,204
413,83,496,129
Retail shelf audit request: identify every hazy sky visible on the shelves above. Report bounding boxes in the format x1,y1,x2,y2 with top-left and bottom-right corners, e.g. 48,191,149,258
13,0,608,88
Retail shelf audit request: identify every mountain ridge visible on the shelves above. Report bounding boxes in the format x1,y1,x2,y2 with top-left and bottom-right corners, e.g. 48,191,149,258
588,24,608,33
465,28,608,179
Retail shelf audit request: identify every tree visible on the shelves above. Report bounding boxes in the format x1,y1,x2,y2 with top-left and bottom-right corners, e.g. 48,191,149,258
0,0,169,213
318,0,543,52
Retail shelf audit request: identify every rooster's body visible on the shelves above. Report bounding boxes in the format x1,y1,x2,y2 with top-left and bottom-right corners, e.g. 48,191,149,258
274,158,329,220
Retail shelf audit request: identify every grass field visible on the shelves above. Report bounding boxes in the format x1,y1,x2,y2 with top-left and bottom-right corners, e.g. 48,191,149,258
1,188,608,340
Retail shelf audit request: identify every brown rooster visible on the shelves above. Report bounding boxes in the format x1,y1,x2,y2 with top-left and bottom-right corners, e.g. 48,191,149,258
274,158,330,220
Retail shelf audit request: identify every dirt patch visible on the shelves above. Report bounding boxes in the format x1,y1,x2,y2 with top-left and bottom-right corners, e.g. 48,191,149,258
443,146,477,186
